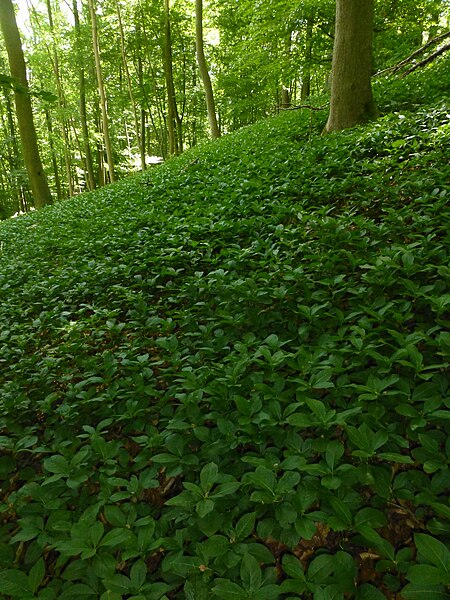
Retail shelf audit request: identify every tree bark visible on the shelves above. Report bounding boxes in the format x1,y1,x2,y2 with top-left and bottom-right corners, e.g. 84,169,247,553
163,0,182,155
195,0,220,139
115,0,145,170
301,14,314,101
87,0,116,181
0,0,53,208
73,0,96,190
46,0,74,198
324,0,377,133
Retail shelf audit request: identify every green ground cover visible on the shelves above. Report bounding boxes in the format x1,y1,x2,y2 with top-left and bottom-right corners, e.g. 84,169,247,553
0,57,449,599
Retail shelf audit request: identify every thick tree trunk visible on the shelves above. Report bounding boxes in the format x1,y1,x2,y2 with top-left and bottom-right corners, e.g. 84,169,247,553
0,0,53,208
324,0,377,133
88,0,116,181
195,0,220,139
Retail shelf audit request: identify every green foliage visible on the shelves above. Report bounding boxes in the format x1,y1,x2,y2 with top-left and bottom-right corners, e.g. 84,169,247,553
0,59,449,598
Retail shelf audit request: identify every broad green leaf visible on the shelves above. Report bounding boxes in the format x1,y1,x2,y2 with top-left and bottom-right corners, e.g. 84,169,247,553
307,554,334,583
407,564,448,585
99,528,132,548
0,569,30,596
240,554,262,591
235,513,255,541
130,560,147,589
200,462,219,491
401,583,449,600
212,579,246,599
329,497,353,527
414,534,450,572
282,554,306,581
28,558,45,594
356,583,388,600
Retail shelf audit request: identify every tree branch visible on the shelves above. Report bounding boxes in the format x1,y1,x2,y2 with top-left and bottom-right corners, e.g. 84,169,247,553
400,42,450,77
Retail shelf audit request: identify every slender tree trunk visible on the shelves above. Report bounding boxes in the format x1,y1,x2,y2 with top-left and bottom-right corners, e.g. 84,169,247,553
195,0,220,138
324,0,377,133
163,0,182,155
87,0,116,181
301,14,313,100
73,0,96,190
46,0,74,197
0,0,53,208
115,0,145,170
44,109,63,201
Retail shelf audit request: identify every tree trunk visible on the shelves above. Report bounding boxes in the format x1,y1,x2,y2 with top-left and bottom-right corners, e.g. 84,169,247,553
195,0,220,138
87,0,116,181
301,14,313,101
163,0,182,155
45,108,63,201
115,0,145,170
324,0,377,133
73,0,96,191
46,0,74,198
0,0,53,208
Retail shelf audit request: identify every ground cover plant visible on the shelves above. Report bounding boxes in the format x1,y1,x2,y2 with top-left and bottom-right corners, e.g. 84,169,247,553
0,57,449,599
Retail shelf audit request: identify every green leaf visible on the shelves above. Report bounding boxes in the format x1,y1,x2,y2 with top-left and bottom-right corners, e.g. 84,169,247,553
282,554,306,581
414,534,450,572
325,440,344,470
99,528,132,548
356,583,388,600
307,554,335,583
357,526,395,561
130,560,147,589
211,481,241,498
235,513,255,541
240,554,262,591
407,564,449,585
200,462,219,491
329,497,353,527
401,583,449,600
246,467,276,495
202,535,229,558
0,569,30,597
28,558,45,594
44,455,69,474
196,498,215,518
212,579,246,599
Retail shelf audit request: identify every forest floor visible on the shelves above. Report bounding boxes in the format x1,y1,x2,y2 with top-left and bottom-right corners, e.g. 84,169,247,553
0,56,449,600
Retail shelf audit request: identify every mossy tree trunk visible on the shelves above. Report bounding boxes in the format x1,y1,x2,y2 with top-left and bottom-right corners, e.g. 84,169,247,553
324,0,377,133
0,0,53,208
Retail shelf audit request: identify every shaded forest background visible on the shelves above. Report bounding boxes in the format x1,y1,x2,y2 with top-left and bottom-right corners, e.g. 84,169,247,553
0,0,449,217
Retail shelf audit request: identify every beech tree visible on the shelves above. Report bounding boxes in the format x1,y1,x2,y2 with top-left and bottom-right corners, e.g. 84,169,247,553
0,0,53,208
324,0,377,133
88,0,116,182
195,0,220,139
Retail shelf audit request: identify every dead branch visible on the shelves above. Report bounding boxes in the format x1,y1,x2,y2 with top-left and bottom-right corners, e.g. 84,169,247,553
400,42,450,77
280,104,328,111
374,30,450,76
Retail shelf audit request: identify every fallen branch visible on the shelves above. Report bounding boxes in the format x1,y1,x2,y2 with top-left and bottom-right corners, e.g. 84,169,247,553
280,103,328,111
374,30,450,76
400,42,450,77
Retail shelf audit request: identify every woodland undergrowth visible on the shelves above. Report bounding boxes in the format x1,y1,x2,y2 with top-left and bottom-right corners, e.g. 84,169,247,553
0,56,449,600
